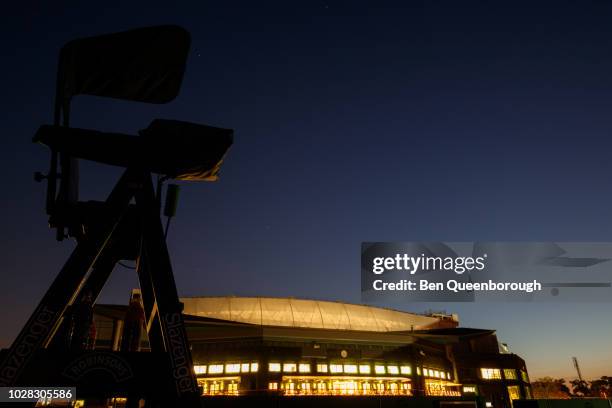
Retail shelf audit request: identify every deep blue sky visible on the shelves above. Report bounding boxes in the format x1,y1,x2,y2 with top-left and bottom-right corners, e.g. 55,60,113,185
1,0,611,379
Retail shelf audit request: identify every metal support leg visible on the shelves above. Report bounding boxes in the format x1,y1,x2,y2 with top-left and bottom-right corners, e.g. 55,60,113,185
136,245,165,352
0,169,136,386
47,246,119,350
135,172,199,404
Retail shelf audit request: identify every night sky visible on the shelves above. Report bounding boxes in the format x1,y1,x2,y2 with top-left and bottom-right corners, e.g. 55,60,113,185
2,1,612,380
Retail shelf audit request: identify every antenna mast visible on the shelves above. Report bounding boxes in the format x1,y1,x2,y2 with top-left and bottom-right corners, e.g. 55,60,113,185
572,356,584,381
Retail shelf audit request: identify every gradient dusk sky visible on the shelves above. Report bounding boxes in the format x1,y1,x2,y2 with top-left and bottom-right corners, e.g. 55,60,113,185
1,1,611,380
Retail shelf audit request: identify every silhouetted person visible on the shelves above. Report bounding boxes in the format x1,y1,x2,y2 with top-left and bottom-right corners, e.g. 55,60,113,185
69,291,94,351
86,317,97,350
121,293,145,352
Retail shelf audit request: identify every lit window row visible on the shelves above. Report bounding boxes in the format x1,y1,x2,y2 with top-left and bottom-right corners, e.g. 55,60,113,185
268,363,311,373
480,368,502,380
481,367,526,381
423,368,451,380
198,378,240,396
268,379,412,396
269,363,412,376
194,362,259,375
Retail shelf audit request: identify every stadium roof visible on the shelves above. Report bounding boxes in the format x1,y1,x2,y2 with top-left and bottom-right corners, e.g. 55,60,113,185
179,296,455,332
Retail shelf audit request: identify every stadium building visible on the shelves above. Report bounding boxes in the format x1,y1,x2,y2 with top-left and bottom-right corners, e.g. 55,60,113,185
93,296,532,408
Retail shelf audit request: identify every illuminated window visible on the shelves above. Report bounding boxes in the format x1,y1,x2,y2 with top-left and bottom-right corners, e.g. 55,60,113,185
269,382,278,390
388,382,399,394
486,402,493,408
299,363,311,373
228,382,238,395
208,364,223,374
376,382,385,393
481,368,502,380
241,363,250,372
447,372,452,380
316,382,326,391
250,363,259,372
423,368,430,376
194,365,207,375
416,367,421,375
283,363,297,373
374,365,386,375
359,365,371,374
317,364,328,373
210,381,221,394
344,364,358,374
508,385,520,401
400,365,411,375
387,365,399,375
521,370,529,383
300,382,311,391
286,382,295,395
330,364,343,373
269,363,281,372
504,369,517,380
463,386,477,394
434,370,440,378
225,364,240,374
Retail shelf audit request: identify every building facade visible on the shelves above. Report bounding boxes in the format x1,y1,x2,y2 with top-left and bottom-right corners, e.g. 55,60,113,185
92,296,531,408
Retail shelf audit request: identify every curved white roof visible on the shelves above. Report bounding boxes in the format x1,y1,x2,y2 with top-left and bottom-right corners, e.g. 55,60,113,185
180,296,444,332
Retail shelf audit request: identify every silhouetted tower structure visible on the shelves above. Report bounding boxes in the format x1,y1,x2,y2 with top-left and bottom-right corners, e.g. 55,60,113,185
0,26,233,407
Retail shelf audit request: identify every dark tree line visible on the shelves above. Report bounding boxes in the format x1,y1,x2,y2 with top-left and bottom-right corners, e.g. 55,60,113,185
532,377,612,399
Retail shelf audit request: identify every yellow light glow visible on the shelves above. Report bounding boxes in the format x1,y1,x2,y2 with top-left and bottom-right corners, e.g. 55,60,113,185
198,376,241,396
400,366,411,375
208,364,223,374
344,364,358,374
299,363,311,373
251,363,259,372
374,365,386,374
269,363,281,372
330,364,343,373
359,365,371,374
241,363,249,372
504,369,517,380
283,363,297,373
273,377,411,396
317,364,328,373
387,366,399,375
225,364,240,374
425,379,462,397
481,368,502,380
194,365,207,374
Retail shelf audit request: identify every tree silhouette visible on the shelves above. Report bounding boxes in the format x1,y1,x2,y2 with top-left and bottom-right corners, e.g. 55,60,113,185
566,377,612,398
532,377,572,399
